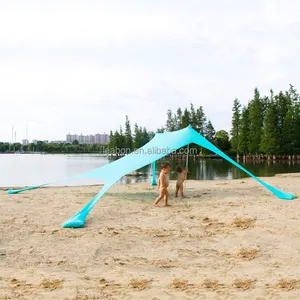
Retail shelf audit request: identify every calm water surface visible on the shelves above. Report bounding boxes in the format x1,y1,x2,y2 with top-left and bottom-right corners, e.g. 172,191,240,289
0,154,300,187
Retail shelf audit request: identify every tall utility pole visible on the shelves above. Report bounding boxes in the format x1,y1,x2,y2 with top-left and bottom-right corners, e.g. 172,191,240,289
26,122,28,141
12,125,14,143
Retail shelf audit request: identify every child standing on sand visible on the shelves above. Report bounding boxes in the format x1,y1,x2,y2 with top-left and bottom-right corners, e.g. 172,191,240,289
175,165,188,198
154,162,171,207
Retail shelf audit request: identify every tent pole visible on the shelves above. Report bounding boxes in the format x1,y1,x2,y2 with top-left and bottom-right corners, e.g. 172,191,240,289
185,144,189,170
151,161,157,185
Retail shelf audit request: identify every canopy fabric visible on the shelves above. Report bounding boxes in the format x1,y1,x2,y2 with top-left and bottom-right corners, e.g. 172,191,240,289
8,125,294,228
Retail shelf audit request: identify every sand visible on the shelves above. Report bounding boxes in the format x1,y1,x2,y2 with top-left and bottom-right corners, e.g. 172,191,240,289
1,174,300,299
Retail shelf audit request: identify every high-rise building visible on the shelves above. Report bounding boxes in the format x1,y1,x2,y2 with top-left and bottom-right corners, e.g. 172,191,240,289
95,134,101,144
66,133,72,143
22,139,29,145
65,133,110,144
84,135,90,144
78,134,84,144
89,135,95,144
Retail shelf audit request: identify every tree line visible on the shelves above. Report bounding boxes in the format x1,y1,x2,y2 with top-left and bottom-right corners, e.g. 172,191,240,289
1,84,298,156
0,141,108,154
231,84,300,156
108,104,231,155
163,104,231,153
108,116,154,153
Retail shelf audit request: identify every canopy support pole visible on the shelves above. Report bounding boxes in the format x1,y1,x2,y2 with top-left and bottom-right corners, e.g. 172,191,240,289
151,161,157,185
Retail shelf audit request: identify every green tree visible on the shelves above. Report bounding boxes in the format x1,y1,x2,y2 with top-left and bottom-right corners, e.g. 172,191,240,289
238,106,250,154
196,106,206,134
124,115,133,151
156,127,165,133
119,126,126,151
36,141,44,152
282,103,300,154
276,91,291,153
190,103,197,128
181,108,190,128
215,130,231,151
142,127,150,145
248,88,263,153
134,124,143,149
230,98,241,153
204,120,215,143
72,140,79,145
166,109,176,131
175,108,183,129
260,101,279,154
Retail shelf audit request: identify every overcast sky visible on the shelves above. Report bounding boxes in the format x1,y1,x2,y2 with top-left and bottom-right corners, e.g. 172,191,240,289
0,0,299,142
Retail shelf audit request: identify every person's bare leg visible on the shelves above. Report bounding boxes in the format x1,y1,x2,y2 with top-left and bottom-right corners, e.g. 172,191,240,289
164,190,171,206
175,185,179,197
154,191,164,207
180,184,184,198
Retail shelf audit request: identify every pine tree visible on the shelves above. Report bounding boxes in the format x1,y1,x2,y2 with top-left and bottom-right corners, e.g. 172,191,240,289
230,98,241,153
156,127,165,133
119,126,126,150
196,106,206,134
166,109,176,131
108,130,115,151
260,101,279,154
248,88,263,153
238,106,250,154
124,116,133,151
275,91,291,154
175,108,182,130
204,120,215,143
190,103,197,128
282,107,296,154
181,108,190,128
134,124,143,149
142,127,150,145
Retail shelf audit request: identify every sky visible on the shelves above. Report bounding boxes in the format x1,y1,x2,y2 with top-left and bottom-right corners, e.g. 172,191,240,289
0,0,300,142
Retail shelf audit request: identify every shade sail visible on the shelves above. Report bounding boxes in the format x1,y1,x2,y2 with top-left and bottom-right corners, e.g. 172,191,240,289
8,125,294,228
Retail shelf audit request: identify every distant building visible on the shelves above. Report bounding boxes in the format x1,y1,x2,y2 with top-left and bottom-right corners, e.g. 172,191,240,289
66,133,72,143
65,133,110,144
22,139,29,145
84,135,90,144
89,135,95,144
95,134,101,144
43,140,49,144
78,134,84,144
32,140,38,145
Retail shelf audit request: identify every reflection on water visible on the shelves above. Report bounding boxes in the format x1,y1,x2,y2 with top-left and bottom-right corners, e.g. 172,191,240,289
0,154,300,187
137,159,300,183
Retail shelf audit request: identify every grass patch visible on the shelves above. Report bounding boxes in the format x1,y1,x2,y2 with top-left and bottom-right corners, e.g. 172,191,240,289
128,279,150,290
200,279,224,291
153,260,176,268
236,248,259,260
232,217,256,229
275,279,300,291
171,279,189,290
40,279,63,290
232,279,255,290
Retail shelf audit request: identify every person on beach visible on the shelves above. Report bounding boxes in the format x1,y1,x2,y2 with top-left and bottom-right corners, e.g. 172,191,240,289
175,165,188,198
154,162,171,207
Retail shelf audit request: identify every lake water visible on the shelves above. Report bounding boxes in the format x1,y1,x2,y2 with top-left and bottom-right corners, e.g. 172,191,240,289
0,154,300,187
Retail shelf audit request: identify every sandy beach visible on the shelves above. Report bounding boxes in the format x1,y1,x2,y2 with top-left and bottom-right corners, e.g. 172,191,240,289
1,174,300,299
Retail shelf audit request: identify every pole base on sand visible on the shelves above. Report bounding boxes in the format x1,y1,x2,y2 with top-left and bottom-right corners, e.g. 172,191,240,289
62,212,87,228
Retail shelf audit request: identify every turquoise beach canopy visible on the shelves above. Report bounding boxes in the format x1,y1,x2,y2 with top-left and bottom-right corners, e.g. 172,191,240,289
8,125,294,228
